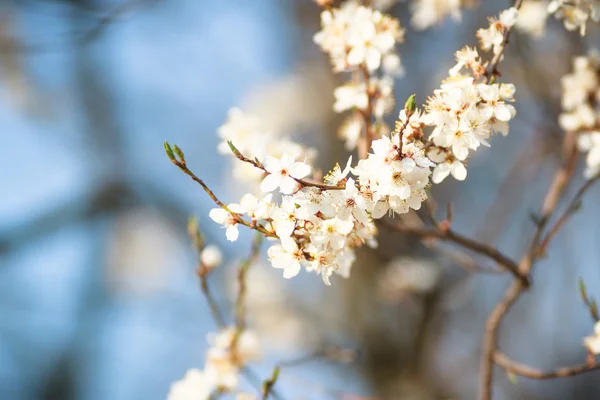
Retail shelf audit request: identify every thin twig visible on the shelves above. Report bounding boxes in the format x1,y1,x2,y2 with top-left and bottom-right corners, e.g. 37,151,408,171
262,366,281,400
165,143,277,238
226,141,345,191
484,0,525,81
199,272,227,328
188,218,227,328
494,351,600,379
382,219,528,284
578,278,600,322
242,367,284,400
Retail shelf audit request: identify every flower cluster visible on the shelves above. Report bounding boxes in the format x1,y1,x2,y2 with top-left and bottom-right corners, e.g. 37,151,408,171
353,120,434,217
314,1,404,151
209,152,378,285
167,328,261,400
548,0,600,35
423,46,516,182
559,52,600,179
207,8,519,284
313,1,404,73
217,108,316,187
476,7,519,55
262,158,378,285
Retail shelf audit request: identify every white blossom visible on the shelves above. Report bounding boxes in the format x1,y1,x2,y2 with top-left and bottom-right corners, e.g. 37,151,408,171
333,82,369,113
432,160,467,183
477,7,519,54
260,154,312,194
167,369,215,400
353,132,433,218
584,321,600,354
240,193,273,221
338,114,364,151
267,238,303,279
205,328,261,391
424,47,516,173
325,156,353,186
209,206,244,242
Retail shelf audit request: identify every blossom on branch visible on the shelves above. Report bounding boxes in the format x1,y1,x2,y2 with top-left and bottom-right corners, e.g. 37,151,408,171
209,205,245,242
477,7,519,55
423,43,516,182
260,154,312,194
217,108,316,187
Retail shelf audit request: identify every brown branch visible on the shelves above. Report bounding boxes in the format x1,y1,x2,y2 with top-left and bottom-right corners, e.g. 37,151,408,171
479,133,580,400
383,219,528,284
494,351,600,379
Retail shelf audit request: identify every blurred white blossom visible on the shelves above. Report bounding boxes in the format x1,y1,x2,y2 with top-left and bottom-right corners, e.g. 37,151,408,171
516,0,549,37
584,321,600,354
477,8,519,55
411,0,463,30
217,108,316,187
200,245,223,270
559,52,600,178
378,257,441,301
548,0,600,35
314,1,405,73
167,368,215,400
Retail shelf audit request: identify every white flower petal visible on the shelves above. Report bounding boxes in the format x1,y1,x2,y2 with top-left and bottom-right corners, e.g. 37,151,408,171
279,176,298,194
289,162,311,179
451,161,467,181
225,225,239,242
283,262,302,279
260,173,281,193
